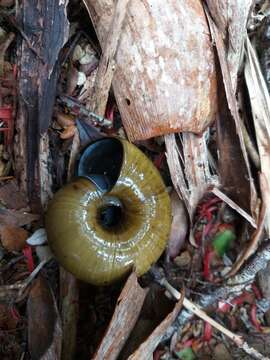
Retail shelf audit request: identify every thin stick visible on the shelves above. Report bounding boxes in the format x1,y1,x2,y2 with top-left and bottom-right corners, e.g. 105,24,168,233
0,176,14,181
158,276,269,360
58,95,112,127
226,193,266,278
240,118,260,169
18,258,52,298
212,187,257,228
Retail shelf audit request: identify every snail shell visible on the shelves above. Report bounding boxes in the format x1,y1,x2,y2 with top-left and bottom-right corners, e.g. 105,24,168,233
45,138,171,285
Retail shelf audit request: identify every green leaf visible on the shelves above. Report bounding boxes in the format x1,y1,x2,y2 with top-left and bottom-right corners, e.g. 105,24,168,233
212,229,236,256
176,347,196,360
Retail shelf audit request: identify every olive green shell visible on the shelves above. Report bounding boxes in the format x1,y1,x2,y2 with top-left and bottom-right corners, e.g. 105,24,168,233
45,139,171,285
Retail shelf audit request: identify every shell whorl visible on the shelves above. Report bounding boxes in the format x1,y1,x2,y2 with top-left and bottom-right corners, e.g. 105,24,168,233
45,138,171,285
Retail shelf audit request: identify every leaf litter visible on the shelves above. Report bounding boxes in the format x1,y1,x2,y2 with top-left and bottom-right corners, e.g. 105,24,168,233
1,0,270,359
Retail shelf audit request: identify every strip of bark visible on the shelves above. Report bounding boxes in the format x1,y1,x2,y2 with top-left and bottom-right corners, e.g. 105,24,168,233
60,268,79,360
15,0,69,210
204,6,257,215
87,0,130,117
128,293,184,360
93,273,148,360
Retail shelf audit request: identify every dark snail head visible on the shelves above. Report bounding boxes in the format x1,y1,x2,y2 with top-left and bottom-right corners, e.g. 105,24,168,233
45,138,171,285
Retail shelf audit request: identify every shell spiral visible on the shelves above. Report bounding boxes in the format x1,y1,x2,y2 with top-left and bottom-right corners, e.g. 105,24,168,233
45,138,171,285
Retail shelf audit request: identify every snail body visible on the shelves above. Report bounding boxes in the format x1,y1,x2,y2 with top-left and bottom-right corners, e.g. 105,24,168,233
45,138,171,285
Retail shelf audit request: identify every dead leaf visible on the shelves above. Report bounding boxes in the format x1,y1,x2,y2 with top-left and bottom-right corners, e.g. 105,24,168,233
60,125,76,139
0,304,19,330
0,208,39,227
244,37,270,235
165,132,218,246
0,180,28,210
87,0,130,118
0,0,14,6
204,1,228,38
205,8,257,215
166,191,188,260
66,65,79,96
213,343,232,360
56,112,75,128
84,0,217,140
205,0,253,91
0,225,28,251
27,276,62,360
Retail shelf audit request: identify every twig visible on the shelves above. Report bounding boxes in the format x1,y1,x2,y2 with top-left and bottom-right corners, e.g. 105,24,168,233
17,258,52,298
67,128,80,181
212,187,257,228
87,0,131,116
0,257,52,304
152,269,269,360
58,95,112,128
240,118,261,169
0,176,14,180
226,179,266,277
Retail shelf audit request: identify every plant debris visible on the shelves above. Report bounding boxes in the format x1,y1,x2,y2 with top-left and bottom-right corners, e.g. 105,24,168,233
1,0,270,359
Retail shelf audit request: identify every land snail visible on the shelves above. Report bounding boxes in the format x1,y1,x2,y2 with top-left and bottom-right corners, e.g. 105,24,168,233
45,138,171,285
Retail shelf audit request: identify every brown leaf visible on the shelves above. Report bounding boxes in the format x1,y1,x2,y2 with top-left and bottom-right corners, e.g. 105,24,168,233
56,112,75,128
205,0,253,91
213,343,232,360
166,191,188,260
93,272,148,360
85,0,217,140
66,65,79,96
27,276,62,360
204,1,228,37
0,304,19,329
0,180,28,210
165,132,216,246
0,208,39,227
87,0,130,118
0,0,14,6
205,9,257,214
245,37,270,235
60,125,76,139
0,225,28,251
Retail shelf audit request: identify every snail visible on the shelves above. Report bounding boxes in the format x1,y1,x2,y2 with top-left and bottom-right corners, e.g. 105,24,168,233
45,138,171,285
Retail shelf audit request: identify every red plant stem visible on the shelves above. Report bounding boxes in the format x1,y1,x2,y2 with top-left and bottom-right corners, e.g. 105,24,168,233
250,304,262,331
23,246,34,273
